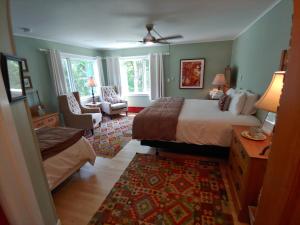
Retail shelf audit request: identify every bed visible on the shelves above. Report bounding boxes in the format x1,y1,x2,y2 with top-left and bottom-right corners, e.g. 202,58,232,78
132,98,260,151
36,127,96,190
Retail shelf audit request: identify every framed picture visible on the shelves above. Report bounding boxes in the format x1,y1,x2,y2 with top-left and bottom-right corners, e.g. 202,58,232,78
21,58,29,72
23,76,33,89
0,53,26,102
262,112,276,135
180,58,205,89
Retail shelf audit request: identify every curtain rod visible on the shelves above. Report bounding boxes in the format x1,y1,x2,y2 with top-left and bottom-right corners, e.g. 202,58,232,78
38,48,50,52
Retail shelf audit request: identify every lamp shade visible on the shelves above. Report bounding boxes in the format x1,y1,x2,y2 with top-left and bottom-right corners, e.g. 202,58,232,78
255,71,285,113
212,74,226,86
87,76,96,87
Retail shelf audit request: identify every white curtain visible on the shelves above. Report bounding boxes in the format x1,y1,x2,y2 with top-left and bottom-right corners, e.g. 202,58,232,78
106,57,122,95
149,53,164,100
48,49,68,96
96,56,105,86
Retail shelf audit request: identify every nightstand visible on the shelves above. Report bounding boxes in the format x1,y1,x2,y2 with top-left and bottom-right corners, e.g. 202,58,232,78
85,102,101,108
228,125,271,223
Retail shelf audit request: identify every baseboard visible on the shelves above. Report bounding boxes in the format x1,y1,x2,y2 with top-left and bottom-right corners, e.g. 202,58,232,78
128,107,144,113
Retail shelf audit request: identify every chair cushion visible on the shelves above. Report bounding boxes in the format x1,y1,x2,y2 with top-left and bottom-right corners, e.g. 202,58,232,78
111,102,127,110
86,113,102,125
67,94,81,114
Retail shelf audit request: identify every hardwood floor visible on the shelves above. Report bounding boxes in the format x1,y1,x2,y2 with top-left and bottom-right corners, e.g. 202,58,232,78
52,140,249,225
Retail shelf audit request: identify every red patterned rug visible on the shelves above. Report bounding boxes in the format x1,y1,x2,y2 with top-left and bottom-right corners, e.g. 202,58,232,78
88,153,234,225
87,114,134,158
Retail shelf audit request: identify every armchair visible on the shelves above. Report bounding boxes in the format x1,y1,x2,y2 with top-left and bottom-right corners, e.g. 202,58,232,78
100,86,128,116
58,92,102,134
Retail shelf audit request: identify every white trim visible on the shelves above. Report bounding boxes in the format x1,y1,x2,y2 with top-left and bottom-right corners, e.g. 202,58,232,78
13,33,99,50
60,52,97,60
126,93,150,97
234,0,282,39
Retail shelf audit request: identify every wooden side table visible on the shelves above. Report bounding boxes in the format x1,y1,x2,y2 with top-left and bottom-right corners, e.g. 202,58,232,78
85,102,102,108
32,112,59,129
228,125,271,223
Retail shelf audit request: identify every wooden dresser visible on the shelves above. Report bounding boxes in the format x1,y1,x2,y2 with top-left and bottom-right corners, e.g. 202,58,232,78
32,113,59,129
228,125,271,223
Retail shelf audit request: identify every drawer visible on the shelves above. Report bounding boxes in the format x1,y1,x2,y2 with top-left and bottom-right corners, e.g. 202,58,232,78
33,120,45,129
232,135,249,171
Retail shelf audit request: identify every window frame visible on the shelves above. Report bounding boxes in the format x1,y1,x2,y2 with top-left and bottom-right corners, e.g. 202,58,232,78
60,52,100,100
119,55,150,97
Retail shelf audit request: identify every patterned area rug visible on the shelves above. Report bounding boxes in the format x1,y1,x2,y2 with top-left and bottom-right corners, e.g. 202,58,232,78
88,114,134,158
88,153,234,225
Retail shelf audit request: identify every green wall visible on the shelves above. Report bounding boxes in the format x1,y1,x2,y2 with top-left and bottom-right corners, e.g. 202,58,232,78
231,0,293,119
14,36,100,111
102,41,232,106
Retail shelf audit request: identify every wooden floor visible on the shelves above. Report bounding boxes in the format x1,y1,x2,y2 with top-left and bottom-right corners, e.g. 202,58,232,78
52,140,249,225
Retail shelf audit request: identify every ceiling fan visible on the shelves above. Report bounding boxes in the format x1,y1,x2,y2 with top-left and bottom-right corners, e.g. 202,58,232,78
121,24,183,45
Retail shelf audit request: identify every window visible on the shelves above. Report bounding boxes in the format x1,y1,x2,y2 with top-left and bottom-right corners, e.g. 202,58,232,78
119,56,150,96
61,54,99,98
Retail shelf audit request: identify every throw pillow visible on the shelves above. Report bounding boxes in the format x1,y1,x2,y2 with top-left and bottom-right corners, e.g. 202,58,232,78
228,92,247,115
218,94,231,111
241,91,259,115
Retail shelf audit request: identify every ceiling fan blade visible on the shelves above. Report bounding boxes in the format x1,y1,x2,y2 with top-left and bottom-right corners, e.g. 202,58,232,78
116,40,141,43
155,40,170,44
156,35,183,41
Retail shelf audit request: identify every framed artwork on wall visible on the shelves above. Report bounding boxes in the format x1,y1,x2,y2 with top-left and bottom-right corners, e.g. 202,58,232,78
180,58,205,89
21,58,29,72
0,53,27,102
23,76,33,89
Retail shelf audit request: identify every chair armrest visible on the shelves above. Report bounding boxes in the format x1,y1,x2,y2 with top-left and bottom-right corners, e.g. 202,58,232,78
64,113,94,129
101,101,112,113
81,106,101,113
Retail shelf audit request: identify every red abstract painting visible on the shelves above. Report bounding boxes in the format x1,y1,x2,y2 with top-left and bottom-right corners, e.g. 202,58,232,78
180,59,205,88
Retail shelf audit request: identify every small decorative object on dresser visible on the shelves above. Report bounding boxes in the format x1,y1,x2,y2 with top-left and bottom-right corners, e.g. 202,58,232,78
32,112,59,129
228,125,271,223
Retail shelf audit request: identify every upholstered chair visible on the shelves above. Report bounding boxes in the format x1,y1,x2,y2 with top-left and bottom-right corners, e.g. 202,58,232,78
100,86,128,117
58,92,102,134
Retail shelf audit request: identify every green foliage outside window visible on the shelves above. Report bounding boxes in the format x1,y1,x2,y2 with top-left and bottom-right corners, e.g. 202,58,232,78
62,57,96,97
121,57,150,94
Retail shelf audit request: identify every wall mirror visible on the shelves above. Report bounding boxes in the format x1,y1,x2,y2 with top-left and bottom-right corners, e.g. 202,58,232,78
0,53,26,102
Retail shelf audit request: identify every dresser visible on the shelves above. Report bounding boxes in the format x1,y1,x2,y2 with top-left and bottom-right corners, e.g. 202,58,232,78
228,125,271,223
32,113,59,129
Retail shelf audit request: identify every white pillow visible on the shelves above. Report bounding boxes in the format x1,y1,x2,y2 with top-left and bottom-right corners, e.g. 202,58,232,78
241,91,259,115
228,92,247,115
226,88,236,97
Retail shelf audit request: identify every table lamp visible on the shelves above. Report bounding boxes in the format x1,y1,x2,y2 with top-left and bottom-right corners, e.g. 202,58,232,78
255,71,285,154
87,76,96,104
212,74,226,90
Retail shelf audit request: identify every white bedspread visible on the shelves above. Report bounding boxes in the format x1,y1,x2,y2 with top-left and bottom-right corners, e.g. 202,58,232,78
43,137,96,190
176,99,261,147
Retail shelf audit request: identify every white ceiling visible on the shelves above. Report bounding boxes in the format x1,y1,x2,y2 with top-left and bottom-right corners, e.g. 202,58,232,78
11,0,278,49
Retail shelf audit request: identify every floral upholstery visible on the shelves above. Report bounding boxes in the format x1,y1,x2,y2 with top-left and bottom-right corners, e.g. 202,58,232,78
101,86,124,104
67,94,81,114
100,86,128,116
